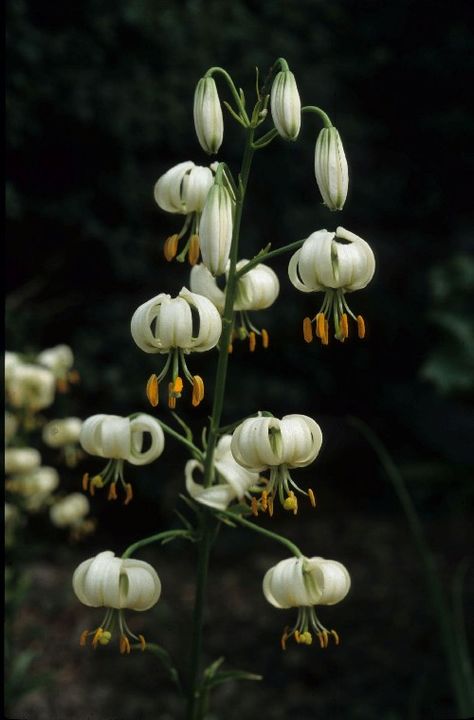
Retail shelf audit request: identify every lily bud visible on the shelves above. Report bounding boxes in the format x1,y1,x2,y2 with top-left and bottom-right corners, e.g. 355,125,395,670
199,183,234,276
193,77,224,155
270,70,301,141
314,127,349,211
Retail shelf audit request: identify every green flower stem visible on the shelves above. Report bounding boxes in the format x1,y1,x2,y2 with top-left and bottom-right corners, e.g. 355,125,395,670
349,417,474,718
235,238,305,279
252,128,280,149
186,128,256,720
206,67,250,125
121,529,192,559
273,57,289,73
218,510,304,558
302,105,333,128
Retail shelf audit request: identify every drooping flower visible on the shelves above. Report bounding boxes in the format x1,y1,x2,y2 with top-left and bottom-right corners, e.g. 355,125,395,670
190,259,279,351
263,556,351,649
314,127,349,211
79,413,165,503
270,70,301,141
154,161,215,264
5,447,41,475
6,466,59,511
6,363,56,411
185,435,261,510
73,550,161,654
288,227,375,344
193,76,224,155
198,181,234,276
230,414,322,515
37,344,78,392
131,287,222,409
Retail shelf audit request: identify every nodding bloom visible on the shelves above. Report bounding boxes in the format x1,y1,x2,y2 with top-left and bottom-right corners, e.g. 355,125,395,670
314,127,349,211
263,556,351,649
6,363,56,411
185,435,262,511
131,287,222,409
73,550,161,654
230,414,322,515
270,70,301,141
43,417,83,467
80,414,165,504
288,227,375,344
198,180,234,276
6,466,60,511
193,76,224,155
5,447,41,475
50,492,90,528
190,260,279,352
37,344,78,392
154,161,215,265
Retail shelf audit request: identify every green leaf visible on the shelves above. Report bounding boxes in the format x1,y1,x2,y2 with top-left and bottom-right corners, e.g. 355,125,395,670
204,669,263,688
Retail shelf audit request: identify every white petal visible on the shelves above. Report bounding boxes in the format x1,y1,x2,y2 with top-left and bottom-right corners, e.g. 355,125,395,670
189,264,225,314
120,559,162,610
280,415,323,468
128,414,165,466
154,161,194,213
304,557,351,605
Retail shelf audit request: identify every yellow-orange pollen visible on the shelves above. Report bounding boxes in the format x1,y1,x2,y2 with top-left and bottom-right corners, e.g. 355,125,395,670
146,374,159,407
191,375,205,407
163,234,179,261
280,626,340,651
304,310,367,345
188,234,200,266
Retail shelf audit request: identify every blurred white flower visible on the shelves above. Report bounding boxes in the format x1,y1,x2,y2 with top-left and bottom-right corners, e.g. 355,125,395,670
6,364,56,411
42,417,83,447
270,69,301,141
193,76,224,155
231,414,322,515
314,127,349,211
37,344,78,392
185,435,261,510
49,493,90,528
5,447,41,475
288,227,375,344
263,555,351,648
4,352,22,382
73,550,161,654
4,412,19,445
80,414,165,504
6,466,59,511
131,287,222,409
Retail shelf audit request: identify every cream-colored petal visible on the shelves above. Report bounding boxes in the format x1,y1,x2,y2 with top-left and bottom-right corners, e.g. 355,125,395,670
128,414,165,466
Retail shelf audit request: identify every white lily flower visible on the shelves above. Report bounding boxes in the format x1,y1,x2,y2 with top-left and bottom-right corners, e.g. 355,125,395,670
288,227,375,344
270,70,301,141
36,344,78,392
5,447,41,475
190,259,279,351
73,550,161,654
154,161,215,265
6,466,59,511
50,492,90,528
314,127,349,211
131,287,222,409
230,414,322,515
4,352,22,382
263,555,351,649
193,76,224,155
6,363,56,411
80,413,165,503
42,417,83,447
198,182,234,276
185,435,261,510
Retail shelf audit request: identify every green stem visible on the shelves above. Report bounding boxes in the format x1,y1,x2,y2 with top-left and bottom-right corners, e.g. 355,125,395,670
302,105,333,128
349,417,474,717
121,529,192,559
235,238,305,279
218,510,303,558
206,67,250,125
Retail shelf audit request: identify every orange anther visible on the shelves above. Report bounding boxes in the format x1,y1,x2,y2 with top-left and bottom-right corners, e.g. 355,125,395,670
173,376,184,393
138,634,146,651
79,630,89,647
340,313,349,340
331,629,340,645
281,626,290,651
251,497,259,517
261,490,268,512
92,628,103,649
119,635,131,655
108,482,118,501
267,495,274,517
82,473,89,492
261,328,269,348
357,315,366,339
163,234,179,261
249,331,256,352
317,632,325,649
146,374,159,407
323,319,329,346
308,488,316,508
68,369,80,384
192,375,205,407
57,378,68,394
124,483,133,505
303,317,313,343
188,234,200,266
316,313,325,340
227,343,233,354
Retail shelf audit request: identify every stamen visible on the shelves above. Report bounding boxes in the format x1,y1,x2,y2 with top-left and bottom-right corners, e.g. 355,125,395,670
357,315,366,339
283,491,298,514
192,375,205,407
251,497,259,517
294,629,301,643
281,626,290,651
146,374,159,407
68,369,80,384
108,483,118,501
331,629,340,645
188,234,200,266
82,473,89,492
323,319,329,346
317,631,325,649
249,331,256,352
267,495,274,517
168,383,177,409
308,488,316,508
124,483,133,506
79,629,89,647
227,343,233,354
303,317,313,343
138,634,146,651
119,635,131,655
316,313,325,340
261,328,269,348
173,376,184,394
302,631,313,645
92,627,104,649
57,378,68,394
163,234,179,261
340,313,349,340
261,490,268,512
99,630,112,645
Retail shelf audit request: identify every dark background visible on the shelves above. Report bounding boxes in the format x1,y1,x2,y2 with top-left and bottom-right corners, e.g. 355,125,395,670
5,1,474,719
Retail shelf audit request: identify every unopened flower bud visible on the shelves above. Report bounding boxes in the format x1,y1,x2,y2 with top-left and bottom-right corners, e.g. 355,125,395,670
314,127,349,211
270,70,301,141
199,183,234,276
193,77,224,155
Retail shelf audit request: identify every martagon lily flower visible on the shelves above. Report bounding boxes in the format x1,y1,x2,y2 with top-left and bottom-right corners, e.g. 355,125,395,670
288,227,375,344
73,550,161,654
230,414,322,515
185,434,262,510
154,161,215,265
131,287,222,408
80,414,165,503
263,556,351,649
190,259,280,351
